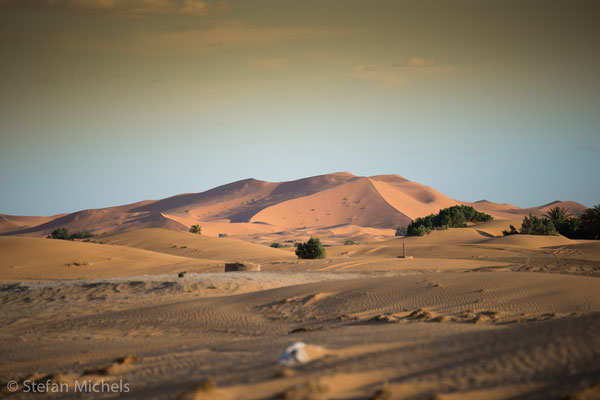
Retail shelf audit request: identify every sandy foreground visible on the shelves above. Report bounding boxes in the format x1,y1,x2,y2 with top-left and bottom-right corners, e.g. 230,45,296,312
1,225,599,399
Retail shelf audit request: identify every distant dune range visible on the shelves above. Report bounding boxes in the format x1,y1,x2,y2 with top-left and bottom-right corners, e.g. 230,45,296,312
0,172,588,243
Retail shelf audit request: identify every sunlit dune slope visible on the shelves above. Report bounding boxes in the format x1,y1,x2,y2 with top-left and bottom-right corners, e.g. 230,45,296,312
0,236,216,280
90,228,295,262
250,177,412,229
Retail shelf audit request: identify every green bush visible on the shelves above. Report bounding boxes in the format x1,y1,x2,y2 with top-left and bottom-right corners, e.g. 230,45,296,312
218,233,228,238
502,225,519,236
395,226,407,236
406,205,492,237
520,214,558,235
50,227,72,240
189,225,202,235
295,237,326,259
270,242,283,248
344,240,355,245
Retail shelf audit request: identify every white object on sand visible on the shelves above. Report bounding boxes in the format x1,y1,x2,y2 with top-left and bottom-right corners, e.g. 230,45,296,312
277,341,311,366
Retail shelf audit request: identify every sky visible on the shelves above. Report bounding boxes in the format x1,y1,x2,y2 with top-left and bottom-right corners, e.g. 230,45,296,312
1,0,599,216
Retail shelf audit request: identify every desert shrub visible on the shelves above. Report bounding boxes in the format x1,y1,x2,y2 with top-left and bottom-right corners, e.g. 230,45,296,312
218,233,228,237
49,227,72,240
295,237,326,259
344,240,355,245
49,228,96,240
520,214,558,235
580,205,600,240
558,217,582,238
406,206,492,237
70,230,95,240
395,226,407,236
415,225,429,236
270,242,283,248
502,225,519,236
189,225,202,235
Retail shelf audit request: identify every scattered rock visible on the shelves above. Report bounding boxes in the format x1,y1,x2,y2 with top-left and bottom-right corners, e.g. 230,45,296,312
431,315,450,323
368,314,398,324
114,355,142,365
370,382,392,400
275,367,295,378
83,355,141,376
224,262,261,272
289,327,309,334
408,309,432,320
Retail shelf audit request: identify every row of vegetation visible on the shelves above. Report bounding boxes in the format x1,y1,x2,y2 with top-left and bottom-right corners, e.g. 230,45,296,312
404,205,493,237
48,228,96,241
503,206,600,239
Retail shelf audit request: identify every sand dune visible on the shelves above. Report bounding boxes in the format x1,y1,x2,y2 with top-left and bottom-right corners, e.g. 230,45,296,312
482,233,575,248
2,173,589,243
250,177,412,229
90,228,295,262
0,213,67,234
466,199,589,220
369,175,458,220
0,236,218,280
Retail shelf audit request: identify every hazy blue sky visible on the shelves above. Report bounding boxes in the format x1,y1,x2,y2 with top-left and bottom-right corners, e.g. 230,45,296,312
1,0,599,216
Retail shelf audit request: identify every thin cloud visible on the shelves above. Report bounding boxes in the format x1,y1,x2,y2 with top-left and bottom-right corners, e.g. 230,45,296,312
0,0,228,18
393,57,436,68
56,25,343,54
361,65,378,72
350,58,445,87
351,64,406,87
252,58,288,69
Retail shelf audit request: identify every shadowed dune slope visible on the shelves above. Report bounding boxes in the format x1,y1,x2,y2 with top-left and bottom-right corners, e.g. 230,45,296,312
0,213,68,234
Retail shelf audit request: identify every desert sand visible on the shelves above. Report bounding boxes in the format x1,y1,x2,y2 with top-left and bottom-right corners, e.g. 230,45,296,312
1,221,599,399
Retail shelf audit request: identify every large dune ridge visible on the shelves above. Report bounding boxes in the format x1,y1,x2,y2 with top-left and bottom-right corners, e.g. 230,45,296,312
0,172,589,244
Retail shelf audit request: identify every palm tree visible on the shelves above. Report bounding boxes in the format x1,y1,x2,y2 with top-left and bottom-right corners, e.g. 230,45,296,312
580,205,600,240
544,206,571,229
